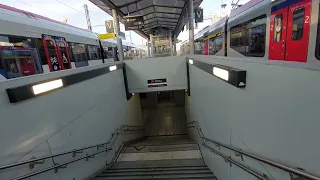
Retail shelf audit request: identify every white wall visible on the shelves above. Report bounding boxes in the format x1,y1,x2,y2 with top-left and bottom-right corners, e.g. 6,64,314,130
125,56,188,93
0,63,143,179
187,55,320,180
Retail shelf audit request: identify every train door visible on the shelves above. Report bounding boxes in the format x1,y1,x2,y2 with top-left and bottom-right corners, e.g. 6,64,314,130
56,40,72,70
269,8,288,60
269,0,311,62
204,40,209,55
285,0,311,62
42,38,63,71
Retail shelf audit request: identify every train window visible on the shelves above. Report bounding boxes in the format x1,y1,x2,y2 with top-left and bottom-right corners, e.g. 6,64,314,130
230,31,247,55
195,41,203,54
248,25,266,57
0,36,9,44
230,14,266,57
37,39,48,65
209,38,216,55
88,45,101,60
69,43,89,67
292,7,305,41
209,35,223,55
215,36,223,54
274,14,283,42
67,42,74,62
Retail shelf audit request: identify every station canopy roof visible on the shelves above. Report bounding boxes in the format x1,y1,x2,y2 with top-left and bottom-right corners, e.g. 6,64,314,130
89,0,203,39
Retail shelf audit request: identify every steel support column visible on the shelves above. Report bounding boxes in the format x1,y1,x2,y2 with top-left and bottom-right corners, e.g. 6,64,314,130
173,35,177,56
188,0,194,55
169,31,173,56
150,34,154,58
112,9,124,61
147,40,151,58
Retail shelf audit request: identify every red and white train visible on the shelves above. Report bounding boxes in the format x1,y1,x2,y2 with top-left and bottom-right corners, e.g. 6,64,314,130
0,3,141,80
194,0,320,66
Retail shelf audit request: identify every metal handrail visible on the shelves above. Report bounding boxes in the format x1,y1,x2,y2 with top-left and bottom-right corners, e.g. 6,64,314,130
203,144,268,180
11,149,108,180
0,125,144,179
187,121,320,180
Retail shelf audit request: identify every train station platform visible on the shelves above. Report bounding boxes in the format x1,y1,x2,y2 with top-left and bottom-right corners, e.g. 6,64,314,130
0,55,319,180
0,0,320,179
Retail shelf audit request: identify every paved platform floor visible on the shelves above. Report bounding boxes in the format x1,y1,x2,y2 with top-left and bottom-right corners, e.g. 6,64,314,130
144,103,187,136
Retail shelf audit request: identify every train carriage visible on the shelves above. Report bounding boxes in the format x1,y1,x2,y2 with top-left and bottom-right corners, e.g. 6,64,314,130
0,3,104,80
227,0,270,59
195,0,320,67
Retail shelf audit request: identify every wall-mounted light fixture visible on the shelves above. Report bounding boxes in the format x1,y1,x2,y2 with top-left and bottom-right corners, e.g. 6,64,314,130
6,64,125,103
109,65,117,71
189,59,246,88
212,65,246,88
32,79,63,95
189,59,194,65
213,67,229,81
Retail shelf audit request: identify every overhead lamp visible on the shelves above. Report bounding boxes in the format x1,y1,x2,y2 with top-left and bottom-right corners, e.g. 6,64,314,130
109,65,117,71
32,79,63,95
213,67,229,81
188,59,246,88
212,65,246,88
6,63,127,103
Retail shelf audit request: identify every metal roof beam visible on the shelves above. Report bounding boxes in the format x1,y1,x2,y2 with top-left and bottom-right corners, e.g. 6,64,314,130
143,11,181,17
119,0,144,8
158,20,178,24
173,0,188,35
153,5,184,9
144,20,176,28
144,16,179,21
143,21,158,26
127,4,183,14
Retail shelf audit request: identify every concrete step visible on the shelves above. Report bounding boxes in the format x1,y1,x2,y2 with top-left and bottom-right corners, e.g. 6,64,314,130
96,173,217,180
122,143,199,153
102,169,212,176
107,166,209,173
128,135,194,146
111,159,205,169
117,150,202,162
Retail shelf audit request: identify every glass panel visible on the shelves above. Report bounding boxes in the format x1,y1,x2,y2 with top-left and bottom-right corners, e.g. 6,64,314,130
248,24,266,57
88,45,101,60
292,7,305,41
195,41,203,54
37,39,48,65
215,35,223,54
230,14,266,57
70,43,88,67
274,14,283,42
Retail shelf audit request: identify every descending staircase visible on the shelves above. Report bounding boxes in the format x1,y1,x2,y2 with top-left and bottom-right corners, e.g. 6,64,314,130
95,135,217,180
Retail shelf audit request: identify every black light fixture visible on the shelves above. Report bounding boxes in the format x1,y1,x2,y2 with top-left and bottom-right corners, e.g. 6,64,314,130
188,59,246,88
6,64,124,103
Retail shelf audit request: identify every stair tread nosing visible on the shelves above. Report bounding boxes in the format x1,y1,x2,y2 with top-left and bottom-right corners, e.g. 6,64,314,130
102,169,212,176
96,173,216,180
107,166,209,172
111,159,205,169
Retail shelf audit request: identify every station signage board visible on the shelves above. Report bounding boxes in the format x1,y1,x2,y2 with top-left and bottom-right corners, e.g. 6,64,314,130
147,78,167,88
123,15,144,31
98,33,115,40
105,20,114,33
194,8,203,23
